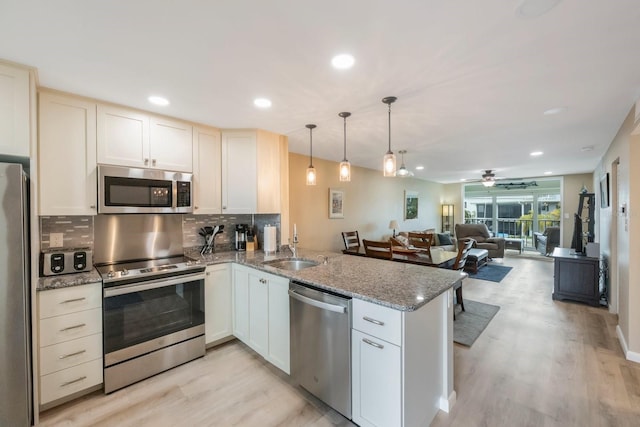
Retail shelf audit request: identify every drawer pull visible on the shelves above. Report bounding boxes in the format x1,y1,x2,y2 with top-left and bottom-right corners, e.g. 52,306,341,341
362,338,384,349
59,349,87,359
60,376,87,387
363,316,385,326
60,297,86,304
60,323,86,332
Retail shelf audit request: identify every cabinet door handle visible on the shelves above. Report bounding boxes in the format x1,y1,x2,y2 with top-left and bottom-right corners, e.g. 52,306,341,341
194,206,199,210
222,206,227,210
206,272,210,276
89,205,96,209
60,376,87,387
152,159,157,166
363,316,385,326
60,297,86,304
60,323,86,332
144,158,149,165
59,349,87,359
362,338,384,349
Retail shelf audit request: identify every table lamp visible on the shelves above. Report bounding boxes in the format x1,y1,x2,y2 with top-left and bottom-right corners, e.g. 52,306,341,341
389,220,399,237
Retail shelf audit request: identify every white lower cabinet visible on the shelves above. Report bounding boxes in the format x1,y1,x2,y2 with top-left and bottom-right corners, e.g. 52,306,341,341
351,293,452,427
232,264,290,374
352,330,401,427
205,264,233,345
38,283,103,407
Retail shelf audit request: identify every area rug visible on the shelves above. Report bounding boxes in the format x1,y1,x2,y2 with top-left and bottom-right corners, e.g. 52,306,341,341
453,300,500,347
468,264,513,283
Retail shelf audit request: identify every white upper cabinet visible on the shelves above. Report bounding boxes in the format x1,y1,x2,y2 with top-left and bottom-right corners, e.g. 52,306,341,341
221,131,257,214
96,104,149,169
97,104,193,172
149,116,193,172
38,92,98,215
193,125,222,214
221,129,286,214
0,63,31,157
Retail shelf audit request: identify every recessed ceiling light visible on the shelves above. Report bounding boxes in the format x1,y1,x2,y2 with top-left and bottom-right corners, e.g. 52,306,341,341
543,106,568,115
253,98,272,108
530,151,543,156
148,96,169,106
544,171,553,175
331,54,355,70
516,0,562,19
581,145,594,152
415,166,424,171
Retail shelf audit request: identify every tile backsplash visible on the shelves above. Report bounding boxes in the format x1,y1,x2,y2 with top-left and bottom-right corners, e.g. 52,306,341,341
40,213,281,254
40,216,94,251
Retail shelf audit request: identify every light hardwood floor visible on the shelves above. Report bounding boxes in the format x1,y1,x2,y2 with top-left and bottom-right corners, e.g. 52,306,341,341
39,254,640,427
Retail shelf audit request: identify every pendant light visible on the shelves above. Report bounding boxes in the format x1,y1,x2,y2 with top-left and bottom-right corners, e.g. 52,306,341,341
306,124,317,185
395,150,414,177
382,96,397,176
338,112,351,182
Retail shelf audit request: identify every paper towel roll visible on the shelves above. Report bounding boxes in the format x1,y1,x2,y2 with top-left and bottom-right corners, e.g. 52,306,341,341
264,225,277,253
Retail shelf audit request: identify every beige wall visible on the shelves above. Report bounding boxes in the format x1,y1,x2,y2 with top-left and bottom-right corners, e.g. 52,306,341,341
595,106,637,358
289,153,445,252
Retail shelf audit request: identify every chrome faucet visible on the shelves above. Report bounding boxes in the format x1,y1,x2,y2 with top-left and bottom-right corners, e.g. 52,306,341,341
289,234,299,258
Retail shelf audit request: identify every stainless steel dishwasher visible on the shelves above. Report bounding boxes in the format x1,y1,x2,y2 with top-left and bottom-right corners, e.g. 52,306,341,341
289,281,352,419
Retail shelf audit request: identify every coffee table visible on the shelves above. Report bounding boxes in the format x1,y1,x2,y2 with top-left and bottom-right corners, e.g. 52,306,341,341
505,238,523,253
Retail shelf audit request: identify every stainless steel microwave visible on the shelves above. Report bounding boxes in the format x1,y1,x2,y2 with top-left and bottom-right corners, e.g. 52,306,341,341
98,165,193,214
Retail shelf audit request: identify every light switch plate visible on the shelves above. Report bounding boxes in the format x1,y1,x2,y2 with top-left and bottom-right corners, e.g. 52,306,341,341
50,232,64,248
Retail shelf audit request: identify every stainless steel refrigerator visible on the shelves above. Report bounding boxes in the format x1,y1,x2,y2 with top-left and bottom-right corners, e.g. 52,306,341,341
0,162,32,426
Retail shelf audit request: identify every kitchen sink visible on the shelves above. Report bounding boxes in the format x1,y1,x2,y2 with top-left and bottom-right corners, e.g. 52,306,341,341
262,258,319,271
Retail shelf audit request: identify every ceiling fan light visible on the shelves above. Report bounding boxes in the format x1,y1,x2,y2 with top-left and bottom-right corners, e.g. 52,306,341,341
482,179,496,187
396,165,410,177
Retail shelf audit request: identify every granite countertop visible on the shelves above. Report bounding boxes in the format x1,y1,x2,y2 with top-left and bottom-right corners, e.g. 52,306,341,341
37,269,102,291
37,248,465,311
188,248,465,311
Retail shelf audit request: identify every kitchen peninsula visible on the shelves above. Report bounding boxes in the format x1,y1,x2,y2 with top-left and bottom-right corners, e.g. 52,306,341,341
192,248,463,427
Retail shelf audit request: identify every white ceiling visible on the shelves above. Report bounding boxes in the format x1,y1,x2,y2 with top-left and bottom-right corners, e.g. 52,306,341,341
2,0,640,183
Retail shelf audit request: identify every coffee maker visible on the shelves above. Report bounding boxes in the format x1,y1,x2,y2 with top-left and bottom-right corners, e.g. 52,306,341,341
235,224,249,251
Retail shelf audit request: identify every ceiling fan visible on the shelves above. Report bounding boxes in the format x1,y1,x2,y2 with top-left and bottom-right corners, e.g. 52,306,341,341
481,169,497,187
466,169,538,189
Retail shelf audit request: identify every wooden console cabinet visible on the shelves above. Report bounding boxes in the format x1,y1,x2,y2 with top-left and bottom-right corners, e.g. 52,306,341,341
551,247,601,306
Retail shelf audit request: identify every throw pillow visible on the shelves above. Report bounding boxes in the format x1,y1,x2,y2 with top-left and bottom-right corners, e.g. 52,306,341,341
437,233,453,246
394,234,409,247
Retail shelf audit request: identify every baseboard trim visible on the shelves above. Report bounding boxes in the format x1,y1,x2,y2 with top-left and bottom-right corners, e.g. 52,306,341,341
616,325,640,364
439,390,457,413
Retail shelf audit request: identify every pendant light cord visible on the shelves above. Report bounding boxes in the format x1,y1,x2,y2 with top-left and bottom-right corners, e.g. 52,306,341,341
309,126,313,166
388,102,392,153
343,116,347,160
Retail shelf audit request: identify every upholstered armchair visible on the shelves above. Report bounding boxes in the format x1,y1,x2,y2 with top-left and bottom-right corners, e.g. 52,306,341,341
454,223,505,258
533,226,560,255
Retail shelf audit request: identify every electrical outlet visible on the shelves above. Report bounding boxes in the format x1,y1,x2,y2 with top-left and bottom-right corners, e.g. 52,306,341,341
50,233,64,248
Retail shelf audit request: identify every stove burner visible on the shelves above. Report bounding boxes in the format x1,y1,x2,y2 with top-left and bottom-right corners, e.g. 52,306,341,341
96,256,203,284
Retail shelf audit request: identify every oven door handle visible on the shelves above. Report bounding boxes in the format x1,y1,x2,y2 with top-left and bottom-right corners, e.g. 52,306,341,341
104,272,206,297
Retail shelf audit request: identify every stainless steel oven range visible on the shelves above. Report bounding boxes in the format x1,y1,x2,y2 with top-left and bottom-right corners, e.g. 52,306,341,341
97,256,205,393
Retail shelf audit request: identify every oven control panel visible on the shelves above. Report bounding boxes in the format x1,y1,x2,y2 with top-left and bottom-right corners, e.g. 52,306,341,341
41,249,93,276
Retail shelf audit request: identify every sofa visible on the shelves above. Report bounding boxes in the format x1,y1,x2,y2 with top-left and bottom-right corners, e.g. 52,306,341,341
533,226,560,255
454,223,505,258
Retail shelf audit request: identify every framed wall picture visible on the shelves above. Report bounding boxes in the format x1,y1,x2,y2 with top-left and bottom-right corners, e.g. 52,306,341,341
600,173,610,208
329,188,344,219
404,190,418,220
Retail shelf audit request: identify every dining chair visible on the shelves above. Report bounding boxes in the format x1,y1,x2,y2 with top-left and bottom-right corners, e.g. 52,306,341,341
341,231,361,252
362,239,393,260
407,232,435,254
451,238,475,318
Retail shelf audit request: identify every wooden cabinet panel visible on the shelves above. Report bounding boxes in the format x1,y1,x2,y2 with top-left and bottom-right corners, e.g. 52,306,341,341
40,359,103,405
267,274,290,374
248,271,269,356
232,265,250,342
256,130,281,213
39,333,103,376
